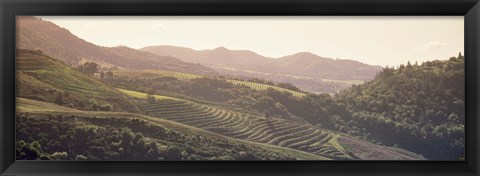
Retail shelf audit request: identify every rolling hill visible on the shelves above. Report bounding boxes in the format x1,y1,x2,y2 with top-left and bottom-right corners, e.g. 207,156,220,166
16,16,216,75
16,49,139,112
15,18,444,161
274,52,383,80
140,45,272,66
15,50,324,160
16,16,381,94
333,54,465,160
15,49,426,160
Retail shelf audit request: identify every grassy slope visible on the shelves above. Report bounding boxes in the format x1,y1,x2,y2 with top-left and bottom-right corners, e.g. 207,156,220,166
16,50,138,112
17,50,114,95
17,97,327,160
17,98,81,112
112,69,306,97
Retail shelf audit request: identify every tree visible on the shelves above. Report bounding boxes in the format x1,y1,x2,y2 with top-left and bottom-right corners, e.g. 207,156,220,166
52,152,68,160
165,146,183,160
55,92,65,105
406,61,412,68
75,155,88,160
88,146,106,159
147,89,156,103
17,141,43,160
79,62,99,75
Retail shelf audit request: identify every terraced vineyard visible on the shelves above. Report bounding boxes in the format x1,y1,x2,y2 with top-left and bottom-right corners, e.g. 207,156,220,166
16,97,328,160
16,50,138,112
17,50,119,97
129,90,349,159
226,79,306,97
113,69,202,80
113,69,306,97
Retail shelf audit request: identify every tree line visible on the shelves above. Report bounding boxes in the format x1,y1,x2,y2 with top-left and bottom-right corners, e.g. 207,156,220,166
16,113,296,160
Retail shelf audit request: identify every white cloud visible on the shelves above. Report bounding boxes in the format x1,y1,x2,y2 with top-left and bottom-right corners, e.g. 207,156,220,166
417,41,447,50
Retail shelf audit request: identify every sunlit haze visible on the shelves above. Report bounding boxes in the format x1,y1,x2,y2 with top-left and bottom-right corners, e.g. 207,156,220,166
39,16,464,67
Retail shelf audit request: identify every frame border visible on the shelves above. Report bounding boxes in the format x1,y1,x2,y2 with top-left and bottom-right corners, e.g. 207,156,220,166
1,0,479,175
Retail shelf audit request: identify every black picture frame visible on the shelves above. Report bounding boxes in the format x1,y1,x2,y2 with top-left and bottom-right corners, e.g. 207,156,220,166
1,0,479,175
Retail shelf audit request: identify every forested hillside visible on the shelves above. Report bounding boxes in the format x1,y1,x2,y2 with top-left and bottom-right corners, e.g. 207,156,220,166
334,53,465,160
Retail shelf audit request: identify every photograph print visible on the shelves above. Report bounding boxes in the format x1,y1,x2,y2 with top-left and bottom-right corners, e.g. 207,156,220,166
15,16,464,160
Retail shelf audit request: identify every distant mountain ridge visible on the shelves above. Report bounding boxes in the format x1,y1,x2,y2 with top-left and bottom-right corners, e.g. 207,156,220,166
140,45,272,66
274,52,383,80
141,45,382,93
140,45,383,81
16,17,216,75
16,16,381,94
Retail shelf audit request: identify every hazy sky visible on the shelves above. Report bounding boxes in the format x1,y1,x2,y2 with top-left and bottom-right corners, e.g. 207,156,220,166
39,16,463,67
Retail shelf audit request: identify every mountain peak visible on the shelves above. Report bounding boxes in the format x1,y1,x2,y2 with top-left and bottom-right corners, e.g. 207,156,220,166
213,46,229,51
292,52,318,58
